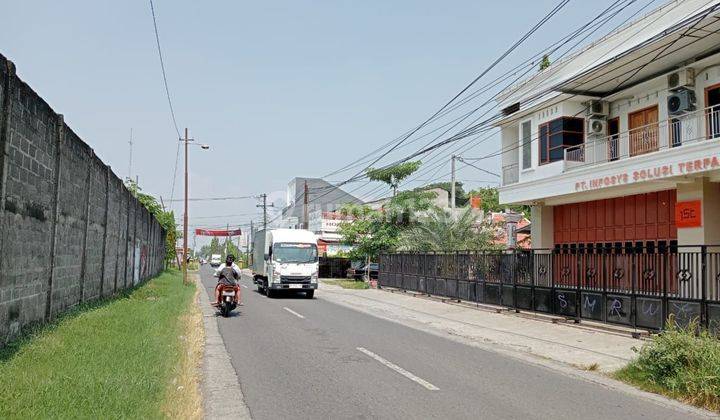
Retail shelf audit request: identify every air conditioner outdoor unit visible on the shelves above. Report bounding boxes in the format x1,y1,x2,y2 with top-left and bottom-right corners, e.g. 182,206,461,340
587,117,606,135
586,100,609,117
667,68,695,90
668,89,696,115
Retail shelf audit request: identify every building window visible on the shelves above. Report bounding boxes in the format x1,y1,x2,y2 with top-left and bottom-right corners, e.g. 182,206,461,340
521,120,531,169
538,117,584,165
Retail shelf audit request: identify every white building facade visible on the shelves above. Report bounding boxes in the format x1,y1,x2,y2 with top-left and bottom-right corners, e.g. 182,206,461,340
498,0,720,250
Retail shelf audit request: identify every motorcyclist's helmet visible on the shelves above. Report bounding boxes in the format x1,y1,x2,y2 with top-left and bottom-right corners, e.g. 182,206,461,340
226,254,235,263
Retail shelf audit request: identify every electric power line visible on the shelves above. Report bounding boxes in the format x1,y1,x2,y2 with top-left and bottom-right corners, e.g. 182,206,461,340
332,0,573,190
149,0,183,209
363,0,712,196
166,194,259,203
333,0,641,192
317,0,641,193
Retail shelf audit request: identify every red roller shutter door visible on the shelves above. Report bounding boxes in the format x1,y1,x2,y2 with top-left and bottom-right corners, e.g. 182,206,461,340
553,189,676,245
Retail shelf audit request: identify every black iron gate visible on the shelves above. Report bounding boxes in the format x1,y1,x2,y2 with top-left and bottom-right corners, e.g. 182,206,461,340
379,246,720,333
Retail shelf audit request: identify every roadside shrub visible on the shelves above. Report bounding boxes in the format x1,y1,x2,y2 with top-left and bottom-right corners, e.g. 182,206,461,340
616,318,720,411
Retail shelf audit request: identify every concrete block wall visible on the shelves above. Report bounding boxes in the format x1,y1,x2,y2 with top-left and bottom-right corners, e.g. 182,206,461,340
0,55,167,346
101,173,122,297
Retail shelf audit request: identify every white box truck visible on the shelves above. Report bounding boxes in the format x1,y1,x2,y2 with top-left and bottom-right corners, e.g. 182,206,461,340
210,254,222,267
252,229,319,298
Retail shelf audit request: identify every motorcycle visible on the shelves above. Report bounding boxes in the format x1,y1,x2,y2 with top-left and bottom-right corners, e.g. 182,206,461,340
218,283,239,317
214,266,240,317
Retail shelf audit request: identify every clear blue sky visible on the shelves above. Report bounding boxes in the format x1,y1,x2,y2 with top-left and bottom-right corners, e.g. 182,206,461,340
2,0,654,247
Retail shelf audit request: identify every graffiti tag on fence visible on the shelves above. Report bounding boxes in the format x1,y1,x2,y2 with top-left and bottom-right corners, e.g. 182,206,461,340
609,298,623,317
583,295,597,312
641,300,660,317
557,293,568,309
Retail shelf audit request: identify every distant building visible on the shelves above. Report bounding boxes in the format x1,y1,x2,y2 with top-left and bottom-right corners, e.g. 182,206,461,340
309,210,356,256
281,177,363,229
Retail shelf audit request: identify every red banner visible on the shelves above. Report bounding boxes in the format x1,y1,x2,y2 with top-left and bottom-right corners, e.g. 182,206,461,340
195,228,242,237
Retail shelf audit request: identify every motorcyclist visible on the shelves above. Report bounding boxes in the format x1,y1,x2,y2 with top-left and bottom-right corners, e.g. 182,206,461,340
213,254,241,306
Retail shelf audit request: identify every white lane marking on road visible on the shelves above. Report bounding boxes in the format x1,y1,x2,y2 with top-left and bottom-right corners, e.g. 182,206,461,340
283,307,305,319
356,347,439,391
241,284,248,289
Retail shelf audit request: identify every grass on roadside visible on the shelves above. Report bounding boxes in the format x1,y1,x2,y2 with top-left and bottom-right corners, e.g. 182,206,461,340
614,319,720,412
323,279,370,289
0,269,199,419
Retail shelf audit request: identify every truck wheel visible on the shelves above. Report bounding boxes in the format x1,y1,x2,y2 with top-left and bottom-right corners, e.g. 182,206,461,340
266,288,275,298
305,290,314,299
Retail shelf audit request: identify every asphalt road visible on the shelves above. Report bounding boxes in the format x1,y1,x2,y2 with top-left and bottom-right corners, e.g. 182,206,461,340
199,267,702,420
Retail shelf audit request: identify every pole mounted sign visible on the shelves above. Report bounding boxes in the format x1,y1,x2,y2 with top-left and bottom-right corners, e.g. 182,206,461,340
195,228,242,237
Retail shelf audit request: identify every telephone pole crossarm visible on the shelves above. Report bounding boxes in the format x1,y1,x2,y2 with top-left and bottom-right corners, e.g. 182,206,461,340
256,193,275,230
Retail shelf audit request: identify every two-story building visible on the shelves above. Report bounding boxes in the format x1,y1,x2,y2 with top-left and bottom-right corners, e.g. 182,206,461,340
281,177,363,229
498,0,720,252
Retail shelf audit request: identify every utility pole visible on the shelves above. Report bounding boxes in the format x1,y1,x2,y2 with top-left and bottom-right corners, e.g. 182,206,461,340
450,154,456,212
247,220,253,266
303,180,309,230
263,194,268,229
178,127,210,284
183,127,189,286
256,194,274,230
180,131,209,286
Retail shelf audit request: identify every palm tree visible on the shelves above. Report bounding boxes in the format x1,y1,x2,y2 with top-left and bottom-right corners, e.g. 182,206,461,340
397,207,491,252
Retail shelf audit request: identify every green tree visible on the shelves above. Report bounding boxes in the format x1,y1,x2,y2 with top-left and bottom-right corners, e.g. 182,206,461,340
210,237,221,255
367,161,422,196
382,189,436,226
338,204,397,261
539,54,551,71
337,190,436,260
125,179,177,266
200,237,247,265
398,207,492,252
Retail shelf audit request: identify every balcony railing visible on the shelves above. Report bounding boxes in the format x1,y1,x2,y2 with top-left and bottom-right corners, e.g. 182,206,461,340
565,105,720,171
502,163,519,186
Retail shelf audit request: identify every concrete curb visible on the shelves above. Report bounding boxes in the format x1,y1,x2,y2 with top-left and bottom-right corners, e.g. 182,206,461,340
196,274,252,420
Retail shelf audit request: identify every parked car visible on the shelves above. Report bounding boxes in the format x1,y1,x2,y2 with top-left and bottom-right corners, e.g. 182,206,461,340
345,261,365,279
347,263,378,280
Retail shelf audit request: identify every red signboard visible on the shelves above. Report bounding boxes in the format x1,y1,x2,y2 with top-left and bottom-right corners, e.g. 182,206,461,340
675,201,702,228
195,228,242,237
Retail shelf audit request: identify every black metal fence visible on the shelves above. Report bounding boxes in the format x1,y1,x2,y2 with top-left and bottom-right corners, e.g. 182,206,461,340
379,245,720,333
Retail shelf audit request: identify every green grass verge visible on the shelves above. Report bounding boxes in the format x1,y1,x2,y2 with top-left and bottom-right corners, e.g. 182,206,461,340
0,269,195,419
323,279,370,289
614,320,720,412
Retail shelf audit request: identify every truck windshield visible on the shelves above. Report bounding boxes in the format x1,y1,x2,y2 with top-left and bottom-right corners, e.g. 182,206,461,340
272,243,318,263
